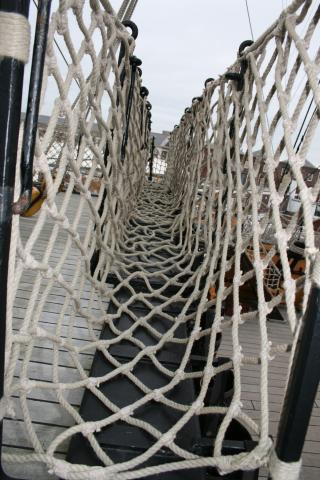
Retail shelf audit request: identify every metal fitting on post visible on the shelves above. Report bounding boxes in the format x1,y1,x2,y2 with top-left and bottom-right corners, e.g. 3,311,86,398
204,77,214,87
225,40,254,91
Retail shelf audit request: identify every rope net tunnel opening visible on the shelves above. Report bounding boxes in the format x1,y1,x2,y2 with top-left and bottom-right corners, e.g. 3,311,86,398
1,0,320,479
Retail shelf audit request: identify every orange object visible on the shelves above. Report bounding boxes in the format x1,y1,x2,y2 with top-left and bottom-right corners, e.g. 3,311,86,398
22,186,46,217
208,286,217,300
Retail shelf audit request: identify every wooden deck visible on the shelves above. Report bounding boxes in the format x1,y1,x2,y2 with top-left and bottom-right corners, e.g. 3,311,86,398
2,193,319,479
219,324,320,479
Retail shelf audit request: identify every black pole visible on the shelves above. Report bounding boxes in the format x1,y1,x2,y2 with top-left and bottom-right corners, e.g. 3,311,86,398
272,283,320,471
145,101,152,150
139,86,149,145
148,135,155,181
0,2,30,478
120,55,142,161
13,0,52,214
116,20,138,107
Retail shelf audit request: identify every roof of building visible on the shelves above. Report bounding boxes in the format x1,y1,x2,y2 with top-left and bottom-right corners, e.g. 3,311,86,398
279,158,317,169
152,131,170,147
304,159,315,168
22,114,172,144
21,113,100,134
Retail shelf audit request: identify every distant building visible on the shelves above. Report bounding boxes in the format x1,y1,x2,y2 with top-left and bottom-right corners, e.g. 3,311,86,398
275,160,320,216
241,151,320,217
150,130,170,178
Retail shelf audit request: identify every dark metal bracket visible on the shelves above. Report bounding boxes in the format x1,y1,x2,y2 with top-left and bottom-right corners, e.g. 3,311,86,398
193,438,259,479
192,96,203,104
120,55,142,161
117,20,139,90
140,86,149,98
225,40,254,91
274,284,320,465
139,86,149,146
148,135,155,181
0,1,32,478
205,77,214,87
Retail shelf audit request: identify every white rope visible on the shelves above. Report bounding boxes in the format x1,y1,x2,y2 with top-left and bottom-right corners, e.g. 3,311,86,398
0,12,30,63
117,0,132,19
0,397,8,421
123,0,139,21
269,448,302,480
312,251,320,287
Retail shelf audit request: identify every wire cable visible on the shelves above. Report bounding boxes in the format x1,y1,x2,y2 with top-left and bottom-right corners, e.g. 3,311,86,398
32,0,81,88
123,0,139,21
245,0,254,41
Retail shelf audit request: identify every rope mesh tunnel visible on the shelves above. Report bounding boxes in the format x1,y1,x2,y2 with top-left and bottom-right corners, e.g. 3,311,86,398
1,0,320,479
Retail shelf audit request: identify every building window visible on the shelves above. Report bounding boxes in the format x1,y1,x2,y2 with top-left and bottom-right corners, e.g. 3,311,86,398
305,172,314,182
241,172,247,185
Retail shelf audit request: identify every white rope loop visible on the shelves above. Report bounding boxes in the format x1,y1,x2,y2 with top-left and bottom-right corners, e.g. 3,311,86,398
269,448,302,480
0,11,30,63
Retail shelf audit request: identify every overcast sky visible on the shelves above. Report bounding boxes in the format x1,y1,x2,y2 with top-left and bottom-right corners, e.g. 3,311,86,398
128,0,319,165
24,0,319,165
123,0,288,132
112,0,319,165
26,0,289,132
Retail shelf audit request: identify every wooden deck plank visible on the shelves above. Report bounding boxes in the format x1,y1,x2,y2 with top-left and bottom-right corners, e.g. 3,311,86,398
2,447,60,480
2,195,99,478
219,317,320,480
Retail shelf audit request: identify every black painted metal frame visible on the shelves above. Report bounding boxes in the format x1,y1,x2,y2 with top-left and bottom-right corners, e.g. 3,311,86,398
0,1,51,478
0,0,29,473
13,0,52,215
274,284,320,465
120,55,142,161
148,135,155,181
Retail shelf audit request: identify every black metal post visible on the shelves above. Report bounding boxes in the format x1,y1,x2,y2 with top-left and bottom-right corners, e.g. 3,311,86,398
225,40,253,91
144,101,152,149
13,0,52,214
0,2,30,478
139,86,149,145
116,20,138,107
273,284,320,470
148,135,155,181
120,55,142,161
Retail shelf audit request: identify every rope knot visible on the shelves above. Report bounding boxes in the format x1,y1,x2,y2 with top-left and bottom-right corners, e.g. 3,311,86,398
119,406,133,419
204,364,215,378
161,431,175,446
56,12,68,36
46,54,58,74
87,377,100,389
191,326,201,340
175,369,185,380
20,379,36,393
82,421,100,436
191,399,204,414
153,389,163,401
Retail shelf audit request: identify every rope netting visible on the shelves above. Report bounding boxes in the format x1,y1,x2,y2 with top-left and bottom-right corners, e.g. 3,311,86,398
2,0,320,478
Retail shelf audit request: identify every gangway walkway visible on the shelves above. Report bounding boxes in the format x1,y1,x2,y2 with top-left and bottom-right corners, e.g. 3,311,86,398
1,0,320,479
